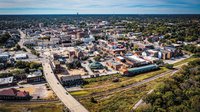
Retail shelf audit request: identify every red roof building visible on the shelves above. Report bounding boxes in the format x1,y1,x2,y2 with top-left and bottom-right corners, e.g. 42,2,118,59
0,88,31,100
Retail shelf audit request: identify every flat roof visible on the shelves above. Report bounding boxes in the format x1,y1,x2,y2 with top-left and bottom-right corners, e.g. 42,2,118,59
116,56,125,60
15,53,27,58
126,55,146,62
61,75,82,81
27,71,43,78
128,64,158,72
0,76,14,85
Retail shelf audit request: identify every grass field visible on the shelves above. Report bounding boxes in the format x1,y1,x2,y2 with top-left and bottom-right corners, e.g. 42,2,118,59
173,57,197,66
76,57,198,112
0,102,64,112
70,90,90,96
79,74,170,112
77,67,168,95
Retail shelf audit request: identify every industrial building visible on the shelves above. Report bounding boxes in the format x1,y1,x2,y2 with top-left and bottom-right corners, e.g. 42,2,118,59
61,75,83,87
26,70,44,83
15,53,28,60
106,60,123,70
123,64,159,76
0,52,10,62
0,76,15,87
125,55,149,67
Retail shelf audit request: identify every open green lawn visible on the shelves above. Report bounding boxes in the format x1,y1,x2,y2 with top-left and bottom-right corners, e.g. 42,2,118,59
173,57,198,66
75,57,198,112
78,67,168,95
0,102,64,112
79,74,170,112
70,90,90,96
83,74,122,88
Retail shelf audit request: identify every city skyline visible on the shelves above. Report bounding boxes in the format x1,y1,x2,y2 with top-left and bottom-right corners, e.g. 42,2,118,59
0,0,200,14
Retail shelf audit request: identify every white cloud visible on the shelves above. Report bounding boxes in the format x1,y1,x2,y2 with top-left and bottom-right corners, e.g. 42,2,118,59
0,0,199,14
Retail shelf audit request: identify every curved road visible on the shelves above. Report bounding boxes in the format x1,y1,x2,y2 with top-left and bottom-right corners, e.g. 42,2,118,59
42,60,88,112
19,30,88,112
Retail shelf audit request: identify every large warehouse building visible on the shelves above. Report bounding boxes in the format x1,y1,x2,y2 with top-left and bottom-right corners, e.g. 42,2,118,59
123,64,159,76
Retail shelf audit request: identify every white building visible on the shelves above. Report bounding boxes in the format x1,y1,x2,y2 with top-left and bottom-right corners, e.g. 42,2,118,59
0,76,14,86
15,53,28,60
82,35,95,43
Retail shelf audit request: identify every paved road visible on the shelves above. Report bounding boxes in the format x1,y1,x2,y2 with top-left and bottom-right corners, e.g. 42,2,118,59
81,62,94,75
131,89,154,111
42,60,88,112
18,30,88,111
18,30,32,53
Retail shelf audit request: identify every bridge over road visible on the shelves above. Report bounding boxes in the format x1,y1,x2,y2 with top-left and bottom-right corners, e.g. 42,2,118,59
42,60,88,112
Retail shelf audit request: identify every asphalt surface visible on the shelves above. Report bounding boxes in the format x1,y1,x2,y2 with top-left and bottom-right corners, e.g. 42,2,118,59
19,30,88,112
42,60,88,112
18,30,32,53
81,62,94,75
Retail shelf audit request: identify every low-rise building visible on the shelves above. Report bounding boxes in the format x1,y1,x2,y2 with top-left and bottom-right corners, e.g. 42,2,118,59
125,55,149,67
123,64,159,76
164,46,183,58
53,61,62,73
61,75,83,87
116,56,126,62
27,70,43,83
0,76,15,87
158,50,171,60
0,52,10,62
89,62,104,69
143,56,159,63
106,60,123,70
0,88,31,100
15,53,28,60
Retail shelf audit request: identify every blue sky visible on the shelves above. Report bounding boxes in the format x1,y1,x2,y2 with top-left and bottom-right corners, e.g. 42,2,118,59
0,0,200,14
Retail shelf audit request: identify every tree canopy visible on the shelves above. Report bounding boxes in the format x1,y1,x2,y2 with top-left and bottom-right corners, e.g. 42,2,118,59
141,59,200,112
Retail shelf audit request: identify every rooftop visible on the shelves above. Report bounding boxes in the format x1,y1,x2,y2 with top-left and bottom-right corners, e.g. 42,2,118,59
15,53,27,58
0,76,14,85
27,70,43,78
0,88,29,97
128,64,158,72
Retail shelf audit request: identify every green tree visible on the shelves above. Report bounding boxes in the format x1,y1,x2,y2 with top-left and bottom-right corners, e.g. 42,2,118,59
165,64,174,69
90,97,97,103
15,44,21,50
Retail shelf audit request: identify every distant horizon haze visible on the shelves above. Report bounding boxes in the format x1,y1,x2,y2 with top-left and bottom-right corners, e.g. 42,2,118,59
0,0,199,14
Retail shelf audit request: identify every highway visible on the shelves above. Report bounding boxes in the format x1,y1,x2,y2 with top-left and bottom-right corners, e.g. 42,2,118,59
19,30,88,112
42,59,88,112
